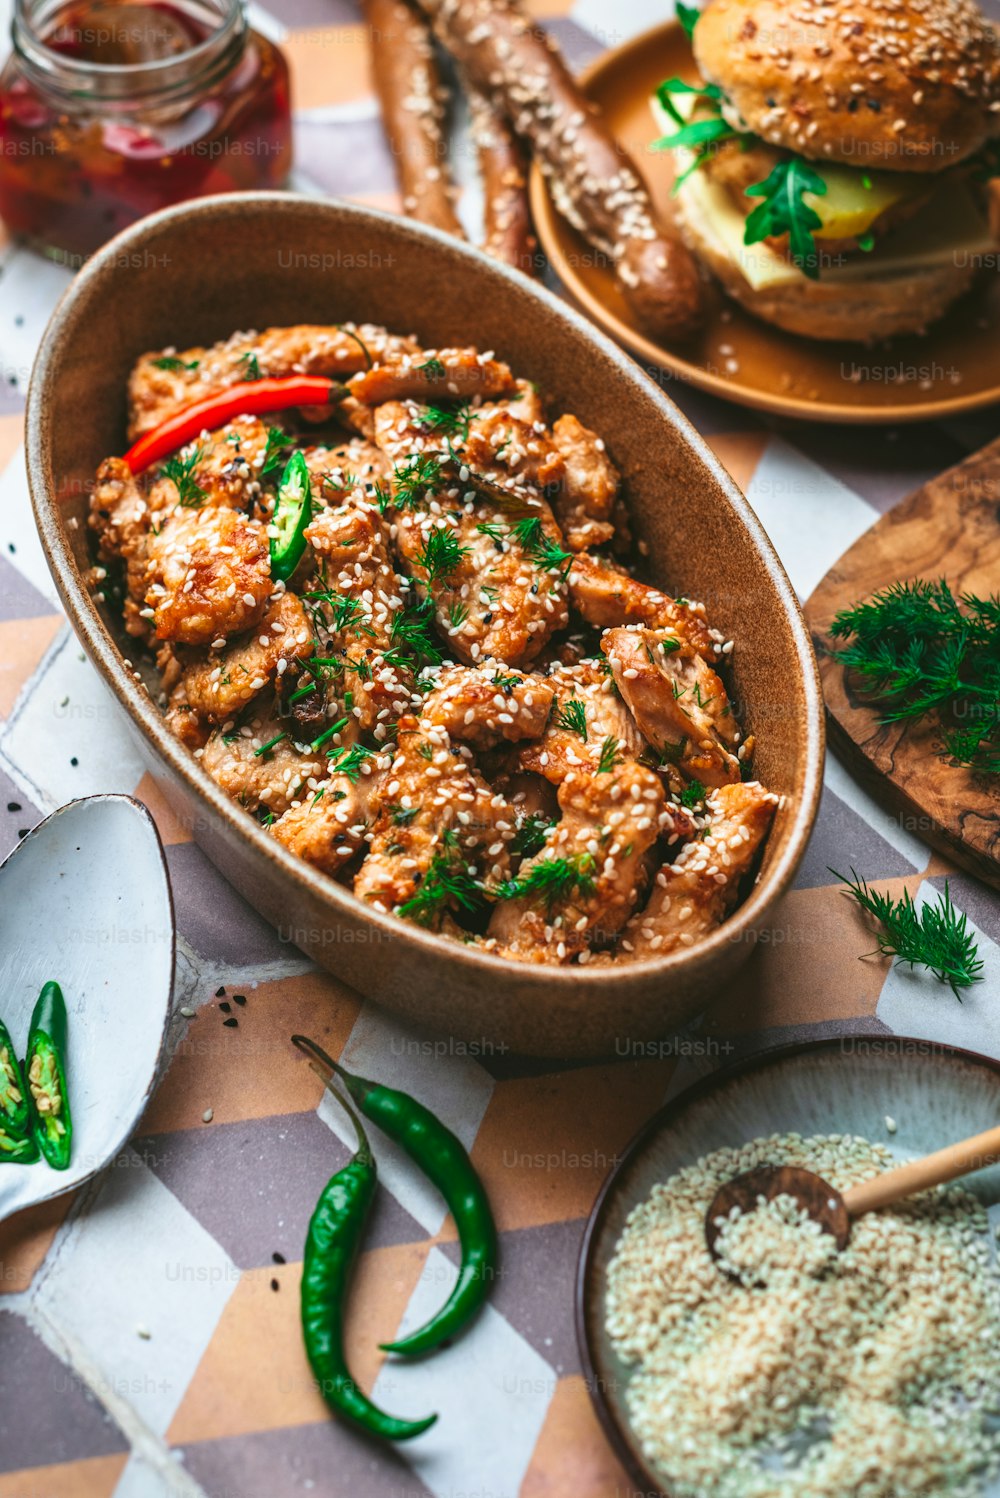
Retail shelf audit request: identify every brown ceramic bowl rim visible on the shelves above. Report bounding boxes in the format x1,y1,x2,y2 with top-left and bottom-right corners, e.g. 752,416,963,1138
529,18,1000,427
26,190,823,993
575,1033,1000,1494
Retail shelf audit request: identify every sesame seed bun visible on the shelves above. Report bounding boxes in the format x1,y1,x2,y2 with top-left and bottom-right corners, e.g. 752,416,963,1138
692,0,1000,172
674,191,978,336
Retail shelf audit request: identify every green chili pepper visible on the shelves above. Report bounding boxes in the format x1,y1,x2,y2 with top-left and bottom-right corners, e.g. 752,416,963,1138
293,1036,497,1358
0,1120,39,1164
301,1078,437,1441
0,1018,30,1138
270,451,313,582
25,982,72,1171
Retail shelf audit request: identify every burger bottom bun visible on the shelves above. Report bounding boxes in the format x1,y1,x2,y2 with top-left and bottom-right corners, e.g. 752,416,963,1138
675,198,979,342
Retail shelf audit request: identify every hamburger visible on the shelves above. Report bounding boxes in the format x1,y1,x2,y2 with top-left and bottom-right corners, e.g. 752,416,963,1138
651,0,1000,340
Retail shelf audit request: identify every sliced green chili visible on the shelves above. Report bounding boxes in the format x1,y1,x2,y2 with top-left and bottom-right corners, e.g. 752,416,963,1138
270,451,313,583
293,1036,497,1357
0,1018,30,1138
26,982,72,1171
300,1077,437,1441
0,1121,39,1163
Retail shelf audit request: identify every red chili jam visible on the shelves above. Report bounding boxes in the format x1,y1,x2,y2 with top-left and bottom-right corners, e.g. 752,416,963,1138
0,0,292,264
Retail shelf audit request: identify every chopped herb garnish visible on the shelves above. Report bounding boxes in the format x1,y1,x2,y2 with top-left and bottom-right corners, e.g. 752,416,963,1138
511,812,553,859
392,805,420,826
676,1,700,39
253,733,287,759
260,427,290,481
511,517,573,577
448,601,470,630
238,350,263,380
386,599,444,672
597,735,622,773
414,526,469,585
153,355,199,373
417,356,447,380
556,698,588,740
310,716,350,752
679,778,706,808
491,671,521,695
418,401,471,441
161,447,206,508
288,681,318,704
397,846,487,926
498,852,597,912
833,869,983,999
328,743,374,782
392,453,444,510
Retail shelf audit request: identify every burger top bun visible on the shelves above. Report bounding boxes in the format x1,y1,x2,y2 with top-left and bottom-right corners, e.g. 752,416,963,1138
692,0,1000,172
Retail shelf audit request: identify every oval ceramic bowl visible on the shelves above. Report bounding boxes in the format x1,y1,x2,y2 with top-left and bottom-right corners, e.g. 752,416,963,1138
0,795,174,1220
27,192,823,1058
577,1037,1000,1495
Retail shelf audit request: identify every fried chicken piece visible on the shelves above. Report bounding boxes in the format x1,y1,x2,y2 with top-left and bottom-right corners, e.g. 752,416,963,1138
487,760,669,963
349,347,516,406
609,782,778,963
568,551,718,657
164,682,211,750
301,440,389,506
89,457,166,638
127,324,419,439
271,756,388,876
519,659,643,782
603,626,741,789
422,663,556,749
181,593,313,722
148,417,273,514
549,415,619,552
145,506,273,646
199,699,325,816
300,496,415,739
462,407,565,491
373,400,570,666
478,379,544,427
354,716,514,925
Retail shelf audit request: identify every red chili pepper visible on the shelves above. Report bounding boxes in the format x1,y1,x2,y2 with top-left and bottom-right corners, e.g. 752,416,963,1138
123,377,348,474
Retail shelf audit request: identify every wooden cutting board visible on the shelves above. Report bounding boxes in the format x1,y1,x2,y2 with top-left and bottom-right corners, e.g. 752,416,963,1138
804,437,1000,891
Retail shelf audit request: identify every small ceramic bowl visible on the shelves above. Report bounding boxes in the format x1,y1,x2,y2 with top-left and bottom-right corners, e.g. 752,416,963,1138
26,192,823,1058
577,1037,1000,1495
0,795,174,1220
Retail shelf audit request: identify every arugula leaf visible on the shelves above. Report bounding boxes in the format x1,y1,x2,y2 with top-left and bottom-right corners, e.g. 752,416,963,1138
744,159,827,279
656,76,722,126
653,114,736,154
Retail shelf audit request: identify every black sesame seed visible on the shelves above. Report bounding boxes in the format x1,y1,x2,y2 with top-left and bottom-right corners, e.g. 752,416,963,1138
233,993,247,1006
223,1017,238,1028
867,98,881,111
70,756,78,767
270,1278,280,1292
215,986,226,997
847,97,859,112
219,1001,232,1013
7,801,20,812
273,1251,286,1264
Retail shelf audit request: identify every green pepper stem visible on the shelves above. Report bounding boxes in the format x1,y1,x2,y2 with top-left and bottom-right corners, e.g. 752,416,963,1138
292,1035,374,1163
291,1034,373,1108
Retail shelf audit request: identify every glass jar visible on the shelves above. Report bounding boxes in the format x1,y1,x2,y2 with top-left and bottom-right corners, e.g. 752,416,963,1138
0,0,292,264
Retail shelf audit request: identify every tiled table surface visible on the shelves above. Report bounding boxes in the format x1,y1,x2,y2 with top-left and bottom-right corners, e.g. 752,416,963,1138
0,2,999,1494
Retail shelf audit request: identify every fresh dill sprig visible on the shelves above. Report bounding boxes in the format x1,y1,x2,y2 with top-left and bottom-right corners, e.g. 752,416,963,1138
828,579,1000,775
161,447,206,508
418,401,471,441
833,869,983,999
556,698,588,740
386,599,444,673
414,526,469,585
392,453,444,510
304,590,374,638
510,517,572,576
597,735,622,774
238,350,263,380
328,743,374,782
511,812,553,859
448,601,470,631
498,852,597,913
153,354,199,373
477,520,507,548
397,834,487,926
417,356,447,380
491,671,521,695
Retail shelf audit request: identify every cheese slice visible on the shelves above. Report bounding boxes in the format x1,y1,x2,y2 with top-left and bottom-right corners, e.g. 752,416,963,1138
650,94,996,292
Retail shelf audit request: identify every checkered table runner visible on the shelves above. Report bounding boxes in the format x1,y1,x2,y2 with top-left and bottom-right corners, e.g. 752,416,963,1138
0,1,998,1493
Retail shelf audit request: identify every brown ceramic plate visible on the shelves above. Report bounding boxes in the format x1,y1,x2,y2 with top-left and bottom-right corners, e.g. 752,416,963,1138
577,1036,1000,1493
27,192,823,1059
529,21,1000,425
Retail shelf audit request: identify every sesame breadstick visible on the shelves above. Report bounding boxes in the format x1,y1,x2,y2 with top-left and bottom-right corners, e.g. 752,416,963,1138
366,0,466,236
415,0,706,338
467,85,539,275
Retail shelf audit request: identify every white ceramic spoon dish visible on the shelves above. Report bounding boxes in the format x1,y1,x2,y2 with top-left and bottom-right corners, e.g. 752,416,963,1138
0,795,174,1221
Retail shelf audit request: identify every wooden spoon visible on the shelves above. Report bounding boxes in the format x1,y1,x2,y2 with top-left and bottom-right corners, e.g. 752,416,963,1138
706,1125,1000,1260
